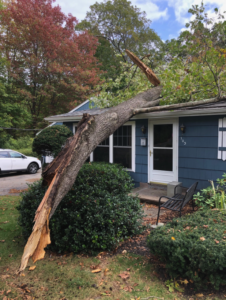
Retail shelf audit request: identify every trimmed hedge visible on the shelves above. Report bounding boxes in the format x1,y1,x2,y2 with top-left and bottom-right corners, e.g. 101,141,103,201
17,163,144,253
32,125,73,157
147,210,226,289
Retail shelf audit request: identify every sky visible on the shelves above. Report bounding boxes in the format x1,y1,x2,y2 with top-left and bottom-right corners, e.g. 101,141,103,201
54,0,226,41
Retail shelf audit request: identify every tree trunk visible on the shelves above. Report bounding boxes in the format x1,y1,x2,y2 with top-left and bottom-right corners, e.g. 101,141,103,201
17,86,162,273
17,46,225,272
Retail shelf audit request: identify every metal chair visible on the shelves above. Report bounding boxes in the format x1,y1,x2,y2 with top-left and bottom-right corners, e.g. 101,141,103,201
156,182,198,225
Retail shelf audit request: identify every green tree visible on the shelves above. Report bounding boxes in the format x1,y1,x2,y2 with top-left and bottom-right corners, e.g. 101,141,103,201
0,0,102,129
159,2,226,104
32,125,73,157
92,2,226,108
76,0,162,79
0,56,31,147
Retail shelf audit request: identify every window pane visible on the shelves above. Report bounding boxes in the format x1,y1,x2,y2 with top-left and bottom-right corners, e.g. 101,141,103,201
113,148,131,169
153,149,172,171
0,151,9,158
154,124,172,147
113,125,131,146
9,151,22,158
93,147,109,162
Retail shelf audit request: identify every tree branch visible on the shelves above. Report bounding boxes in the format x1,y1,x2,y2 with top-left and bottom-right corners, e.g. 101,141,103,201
133,96,222,114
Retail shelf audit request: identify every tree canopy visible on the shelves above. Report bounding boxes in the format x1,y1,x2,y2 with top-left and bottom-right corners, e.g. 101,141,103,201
76,0,162,80
92,2,226,108
0,0,102,129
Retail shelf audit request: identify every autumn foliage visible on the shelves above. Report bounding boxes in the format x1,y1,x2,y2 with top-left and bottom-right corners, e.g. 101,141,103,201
0,0,102,127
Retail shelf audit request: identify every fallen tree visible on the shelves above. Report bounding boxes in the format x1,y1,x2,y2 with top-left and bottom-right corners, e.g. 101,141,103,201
17,50,225,273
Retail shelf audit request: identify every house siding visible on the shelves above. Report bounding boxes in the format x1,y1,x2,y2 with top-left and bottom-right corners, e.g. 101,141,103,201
75,101,94,111
179,115,226,190
62,118,149,188
63,122,73,132
129,119,148,187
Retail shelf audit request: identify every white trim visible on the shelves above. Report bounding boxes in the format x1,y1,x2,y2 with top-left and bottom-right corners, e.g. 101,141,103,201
36,121,57,135
124,121,135,172
109,134,113,163
148,118,178,184
90,152,94,162
73,122,78,134
223,118,226,161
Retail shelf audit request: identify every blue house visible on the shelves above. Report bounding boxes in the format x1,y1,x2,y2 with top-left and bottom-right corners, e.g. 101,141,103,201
45,99,226,190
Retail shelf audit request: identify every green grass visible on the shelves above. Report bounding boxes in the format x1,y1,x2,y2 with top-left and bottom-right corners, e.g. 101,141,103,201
0,196,222,300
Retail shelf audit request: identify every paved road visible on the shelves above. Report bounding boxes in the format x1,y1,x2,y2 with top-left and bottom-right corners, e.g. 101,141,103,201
0,170,42,195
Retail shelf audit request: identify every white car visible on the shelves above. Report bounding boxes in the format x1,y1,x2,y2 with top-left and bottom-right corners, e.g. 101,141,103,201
0,149,41,174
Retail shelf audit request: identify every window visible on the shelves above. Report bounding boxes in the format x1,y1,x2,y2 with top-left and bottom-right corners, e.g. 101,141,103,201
153,124,173,171
113,126,132,169
93,137,109,163
9,151,23,158
91,122,135,171
0,151,10,158
218,118,226,161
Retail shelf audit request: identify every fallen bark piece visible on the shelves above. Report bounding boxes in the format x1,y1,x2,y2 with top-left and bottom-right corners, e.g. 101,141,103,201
91,269,102,273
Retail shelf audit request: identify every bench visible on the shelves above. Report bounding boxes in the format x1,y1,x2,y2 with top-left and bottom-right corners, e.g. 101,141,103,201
156,181,198,225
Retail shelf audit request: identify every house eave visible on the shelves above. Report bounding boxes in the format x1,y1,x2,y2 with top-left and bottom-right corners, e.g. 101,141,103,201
133,107,226,119
45,107,226,123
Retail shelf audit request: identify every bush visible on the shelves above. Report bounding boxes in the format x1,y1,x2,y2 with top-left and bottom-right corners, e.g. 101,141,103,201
17,163,144,254
194,174,226,209
147,210,226,289
32,125,73,157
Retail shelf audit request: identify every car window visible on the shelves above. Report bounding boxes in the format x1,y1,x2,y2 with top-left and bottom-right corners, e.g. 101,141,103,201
0,151,10,158
9,151,23,158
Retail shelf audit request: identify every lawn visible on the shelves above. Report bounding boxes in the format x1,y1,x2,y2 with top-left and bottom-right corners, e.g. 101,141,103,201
0,196,221,300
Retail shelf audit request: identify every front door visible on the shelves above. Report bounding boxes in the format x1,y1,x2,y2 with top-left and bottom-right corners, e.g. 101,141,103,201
149,119,178,184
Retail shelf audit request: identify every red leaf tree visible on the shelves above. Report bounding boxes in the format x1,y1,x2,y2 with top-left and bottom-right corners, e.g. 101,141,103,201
0,0,102,128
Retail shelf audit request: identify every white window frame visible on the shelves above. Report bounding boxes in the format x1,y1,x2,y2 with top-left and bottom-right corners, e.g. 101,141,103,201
90,121,136,172
218,118,226,161
73,122,78,134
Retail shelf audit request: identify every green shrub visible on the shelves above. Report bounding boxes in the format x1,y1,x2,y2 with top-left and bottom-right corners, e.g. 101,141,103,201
147,210,226,289
4,136,34,150
17,163,144,254
194,174,226,209
32,125,73,157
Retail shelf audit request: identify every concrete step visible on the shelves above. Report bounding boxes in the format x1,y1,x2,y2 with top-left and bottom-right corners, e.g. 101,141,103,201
131,183,167,205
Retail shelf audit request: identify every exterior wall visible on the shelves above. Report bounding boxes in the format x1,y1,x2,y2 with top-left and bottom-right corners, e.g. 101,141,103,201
75,101,90,111
74,100,94,111
63,122,73,132
129,119,148,187
179,115,226,190
62,118,149,188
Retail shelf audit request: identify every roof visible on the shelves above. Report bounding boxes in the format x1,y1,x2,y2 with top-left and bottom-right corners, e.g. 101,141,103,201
45,99,226,122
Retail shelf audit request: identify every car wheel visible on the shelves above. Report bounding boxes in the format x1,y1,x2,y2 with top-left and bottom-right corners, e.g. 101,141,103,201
27,163,38,174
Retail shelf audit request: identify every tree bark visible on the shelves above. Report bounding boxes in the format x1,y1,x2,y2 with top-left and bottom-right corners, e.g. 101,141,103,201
17,86,162,273
17,51,226,273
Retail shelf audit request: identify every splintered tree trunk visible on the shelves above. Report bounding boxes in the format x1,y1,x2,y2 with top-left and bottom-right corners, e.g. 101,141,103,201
17,86,162,273
18,49,223,273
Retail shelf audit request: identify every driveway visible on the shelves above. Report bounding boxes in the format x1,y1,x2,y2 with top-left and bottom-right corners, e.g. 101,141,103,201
0,170,42,195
